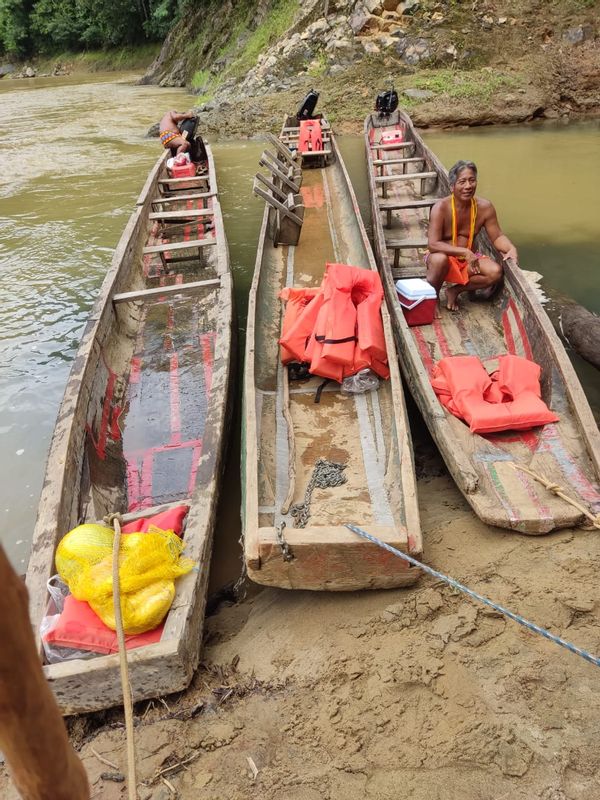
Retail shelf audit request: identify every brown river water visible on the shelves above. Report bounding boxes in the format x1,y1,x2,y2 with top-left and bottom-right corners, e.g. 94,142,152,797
0,72,598,572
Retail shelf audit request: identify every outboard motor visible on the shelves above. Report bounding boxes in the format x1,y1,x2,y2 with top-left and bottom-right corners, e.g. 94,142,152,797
375,88,399,116
297,89,319,121
177,115,207,163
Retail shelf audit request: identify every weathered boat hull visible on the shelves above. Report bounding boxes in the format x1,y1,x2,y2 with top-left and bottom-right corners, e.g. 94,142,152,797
242,115,422,590
26,146,234,713
365,110,600,534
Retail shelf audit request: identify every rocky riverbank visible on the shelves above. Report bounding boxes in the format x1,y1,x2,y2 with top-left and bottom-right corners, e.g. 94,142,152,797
142,0,600,136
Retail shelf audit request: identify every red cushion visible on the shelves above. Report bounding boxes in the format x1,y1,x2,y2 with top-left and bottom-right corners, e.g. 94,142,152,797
44,595,164,655
122,504,189,536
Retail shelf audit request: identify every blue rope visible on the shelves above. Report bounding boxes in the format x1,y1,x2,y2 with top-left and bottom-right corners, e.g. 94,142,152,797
345,523,600,669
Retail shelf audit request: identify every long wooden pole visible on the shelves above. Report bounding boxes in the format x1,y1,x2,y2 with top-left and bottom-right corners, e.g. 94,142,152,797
111,517,138,800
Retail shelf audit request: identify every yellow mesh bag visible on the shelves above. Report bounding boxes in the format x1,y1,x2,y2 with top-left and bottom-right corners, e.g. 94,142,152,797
55,523,194,634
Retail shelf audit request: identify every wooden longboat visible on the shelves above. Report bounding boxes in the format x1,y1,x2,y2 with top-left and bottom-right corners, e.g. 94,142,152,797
365,109,600,534
242,114,422,590
25,145,234,714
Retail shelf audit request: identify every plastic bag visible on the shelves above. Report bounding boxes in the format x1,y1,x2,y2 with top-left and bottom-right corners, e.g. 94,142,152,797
340,368,380,395
55,523,194,634
40,575,97,664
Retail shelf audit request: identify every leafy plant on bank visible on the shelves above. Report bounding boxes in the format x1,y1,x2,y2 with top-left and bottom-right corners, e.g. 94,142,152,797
0,0,194,56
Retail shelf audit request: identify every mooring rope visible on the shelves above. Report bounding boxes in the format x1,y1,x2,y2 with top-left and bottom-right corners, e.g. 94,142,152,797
345,523,600,669
106,513,138,799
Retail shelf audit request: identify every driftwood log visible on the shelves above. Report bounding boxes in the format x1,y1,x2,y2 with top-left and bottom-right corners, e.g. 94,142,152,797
561,303,600,370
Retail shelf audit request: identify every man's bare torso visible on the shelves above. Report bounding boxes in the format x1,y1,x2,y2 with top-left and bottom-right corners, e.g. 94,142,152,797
434,195,494,247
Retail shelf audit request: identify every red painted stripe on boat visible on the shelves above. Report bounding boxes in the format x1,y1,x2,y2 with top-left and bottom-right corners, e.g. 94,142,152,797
169,351,182,446
201,332,214,396
432,318,452,359
126,461,141,511
412,327,435,375
508,298,533,360
502,307,517,355
129,356,142,385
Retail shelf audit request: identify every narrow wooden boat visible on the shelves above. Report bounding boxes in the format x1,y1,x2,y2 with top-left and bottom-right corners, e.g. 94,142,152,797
365,109,600,533
243,113,422,590
26,144,234,713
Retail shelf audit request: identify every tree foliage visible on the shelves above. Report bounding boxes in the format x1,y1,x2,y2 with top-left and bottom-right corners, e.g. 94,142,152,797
0,0,191,56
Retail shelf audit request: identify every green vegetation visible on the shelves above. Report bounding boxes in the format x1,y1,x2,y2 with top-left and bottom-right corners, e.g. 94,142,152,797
35,43,160,72
410,68,521,102
223,0,298,79
0,0,187,57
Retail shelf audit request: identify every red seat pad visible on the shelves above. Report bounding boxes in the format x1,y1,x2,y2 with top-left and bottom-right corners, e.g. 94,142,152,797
122,504,189,536
44,594,164,655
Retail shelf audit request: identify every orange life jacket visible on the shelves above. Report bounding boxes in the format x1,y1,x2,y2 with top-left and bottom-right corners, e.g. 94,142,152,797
299,119,323,153
431,354,558,434
279,262,389,381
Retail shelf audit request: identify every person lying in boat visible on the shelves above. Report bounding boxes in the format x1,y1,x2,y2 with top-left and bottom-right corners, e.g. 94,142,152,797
158,109,196,155
426,160,518,311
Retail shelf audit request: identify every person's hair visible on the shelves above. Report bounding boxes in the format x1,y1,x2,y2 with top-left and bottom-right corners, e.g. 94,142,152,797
448,160,477,186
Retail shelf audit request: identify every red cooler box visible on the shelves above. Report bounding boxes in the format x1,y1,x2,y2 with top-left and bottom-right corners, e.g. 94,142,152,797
396,278,437,326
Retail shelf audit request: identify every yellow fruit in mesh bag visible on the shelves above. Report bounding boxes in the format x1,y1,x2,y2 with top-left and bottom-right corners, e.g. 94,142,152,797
55,524,114,598
55,524,194,632
90,579,176,635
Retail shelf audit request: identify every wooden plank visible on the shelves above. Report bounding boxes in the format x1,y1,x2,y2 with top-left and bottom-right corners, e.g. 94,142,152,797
255,171,288,201
151,191,216,208
158,176,208,186
113,278,220,304
375,171,437,183
252,182,303,226
385,237,429,269
149,208,214,221
142,237,216,255
370,142,415,151
373,157,424,166
260,151,300,193
265,133,298,166
301,147,332,158
379,198,437,209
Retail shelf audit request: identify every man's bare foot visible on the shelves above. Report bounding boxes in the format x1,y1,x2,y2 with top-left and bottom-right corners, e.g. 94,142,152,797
434,299,441,319
445,285,462,312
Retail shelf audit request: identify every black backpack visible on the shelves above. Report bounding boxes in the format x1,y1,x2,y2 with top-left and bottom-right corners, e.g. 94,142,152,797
375,89,399,116
297,90,319,121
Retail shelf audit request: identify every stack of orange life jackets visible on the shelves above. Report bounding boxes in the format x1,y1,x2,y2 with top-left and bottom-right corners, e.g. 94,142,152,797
431,354,559,434
279,262,389,383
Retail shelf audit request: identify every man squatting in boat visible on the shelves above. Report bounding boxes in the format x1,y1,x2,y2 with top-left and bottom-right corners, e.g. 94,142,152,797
159,109,196,155
425,160,518,312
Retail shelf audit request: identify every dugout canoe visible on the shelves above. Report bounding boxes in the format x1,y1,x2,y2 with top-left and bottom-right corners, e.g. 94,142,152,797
365,109,600,533
242,113,422,590
26,145,234,714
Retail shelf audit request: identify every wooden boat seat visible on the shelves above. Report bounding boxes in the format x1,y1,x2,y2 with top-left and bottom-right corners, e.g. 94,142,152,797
142,237,216,267
375,171,437,198
158,175,210,195
373,156,426,176
392,265,428,280
370,142,415,152
149,208,215,223
379,197,437,228
113,278,220,305
151,191,216,210
385,236,429,268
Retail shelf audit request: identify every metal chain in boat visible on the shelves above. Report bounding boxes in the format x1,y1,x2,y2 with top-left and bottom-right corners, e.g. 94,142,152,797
275,521,294,562
290,458,348,529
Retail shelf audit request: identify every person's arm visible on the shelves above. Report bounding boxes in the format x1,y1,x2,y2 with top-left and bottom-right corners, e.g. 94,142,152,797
0,547,89,800
427,201,479,268
483,203,518,263
170,110,195,124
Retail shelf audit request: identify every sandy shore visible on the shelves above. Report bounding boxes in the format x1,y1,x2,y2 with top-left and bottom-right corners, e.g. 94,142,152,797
3,442,599,799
